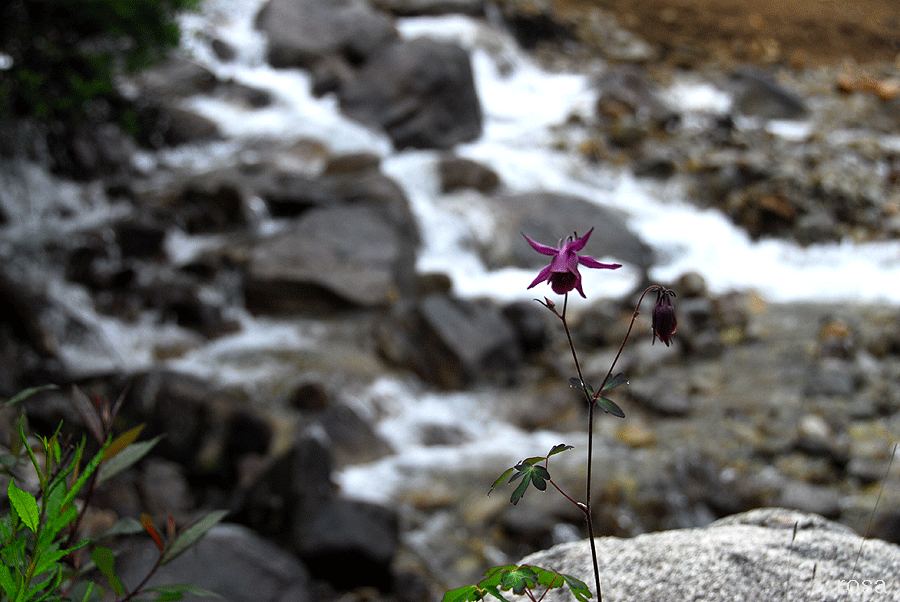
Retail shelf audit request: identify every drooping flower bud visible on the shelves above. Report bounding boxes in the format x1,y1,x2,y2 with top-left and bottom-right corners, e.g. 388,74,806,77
651,288,677,347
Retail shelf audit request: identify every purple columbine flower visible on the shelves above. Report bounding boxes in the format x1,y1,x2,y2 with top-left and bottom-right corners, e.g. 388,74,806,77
651,288,677,347
522,228,621,298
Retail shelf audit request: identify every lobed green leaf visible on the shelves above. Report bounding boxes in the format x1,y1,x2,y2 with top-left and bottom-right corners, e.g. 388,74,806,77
547,444,573,457
601,373,629,392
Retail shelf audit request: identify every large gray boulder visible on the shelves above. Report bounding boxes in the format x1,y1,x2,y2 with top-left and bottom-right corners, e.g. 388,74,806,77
255,0,397,68
117,523,311,602
244,204,418,312
511,507,900,602
338,37,483,149
482,191,654,274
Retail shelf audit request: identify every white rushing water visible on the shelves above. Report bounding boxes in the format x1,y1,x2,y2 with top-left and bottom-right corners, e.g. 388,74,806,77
169,1,900,504
177,1,900,308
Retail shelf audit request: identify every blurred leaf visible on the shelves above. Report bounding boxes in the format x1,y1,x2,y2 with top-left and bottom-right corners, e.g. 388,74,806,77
601,373,629,392
161,510,229,565
100,516,144,538
103,424,145,462
488,467,516,496
442,585,486,602
568,378,595,397
71,386,105,444
597,397,625,418
8,480,39,533
148,584,221,600
142,514,164,551
91,547,124,596
2,384,58,408
99,435,162,483
547,444,573,457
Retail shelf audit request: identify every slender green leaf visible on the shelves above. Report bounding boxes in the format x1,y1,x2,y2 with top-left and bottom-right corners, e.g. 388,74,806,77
60,437,106,511
161,510,229,565
7,480,39,533
32,545,69,579
568,378,595,397
0,563,15,600
601,373,629,392
104,424,145,462
70,386,104,444
597,396,625,418
3,385,58,408
98,435,163,484
442,585,485,602
488,467,516,496
509,473,530,505
91,547,124,596
562,574,593,602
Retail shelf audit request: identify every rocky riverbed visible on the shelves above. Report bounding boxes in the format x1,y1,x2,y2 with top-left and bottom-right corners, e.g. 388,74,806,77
1,0,899,601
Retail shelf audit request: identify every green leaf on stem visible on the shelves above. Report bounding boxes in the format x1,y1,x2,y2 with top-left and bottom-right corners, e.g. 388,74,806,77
568,377,595,397
597,396,625,418
161,510,229,565
91,547,125,596
507,462,550,505
561,573,593,602
499,566,537,595
0,563,15,600
547,444,573,457
488,467,516,496
441,585,484,602
99,435,163,483
7,480,39,533
601,373,629,392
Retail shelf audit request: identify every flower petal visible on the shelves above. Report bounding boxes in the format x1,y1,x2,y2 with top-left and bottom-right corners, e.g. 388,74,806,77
568,228,594,253
527,264,553,289
578,255,622,270
522,232,559,256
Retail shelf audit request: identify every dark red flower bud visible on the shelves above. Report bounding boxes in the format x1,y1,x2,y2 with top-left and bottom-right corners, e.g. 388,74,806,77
651,288,677,347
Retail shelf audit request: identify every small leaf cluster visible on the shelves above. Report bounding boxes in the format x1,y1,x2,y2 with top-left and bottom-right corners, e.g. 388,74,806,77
489,444,573,506
569,373,628,418
0,385,225,602
442,564,591,602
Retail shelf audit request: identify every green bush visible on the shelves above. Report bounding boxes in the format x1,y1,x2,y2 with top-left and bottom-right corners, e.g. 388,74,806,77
1,385,226,602
0,0,198,121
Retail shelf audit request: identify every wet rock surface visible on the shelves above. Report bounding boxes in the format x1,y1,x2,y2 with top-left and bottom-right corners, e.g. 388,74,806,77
512,507,900,602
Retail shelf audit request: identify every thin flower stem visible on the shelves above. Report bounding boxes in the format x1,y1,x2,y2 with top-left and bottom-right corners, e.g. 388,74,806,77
557,293,603,602
593,286,661,401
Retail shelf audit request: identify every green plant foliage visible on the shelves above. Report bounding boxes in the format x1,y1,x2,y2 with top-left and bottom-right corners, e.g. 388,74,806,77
0,386,225,602
489,444,574,505
441,564,591,602
0,0,199,121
